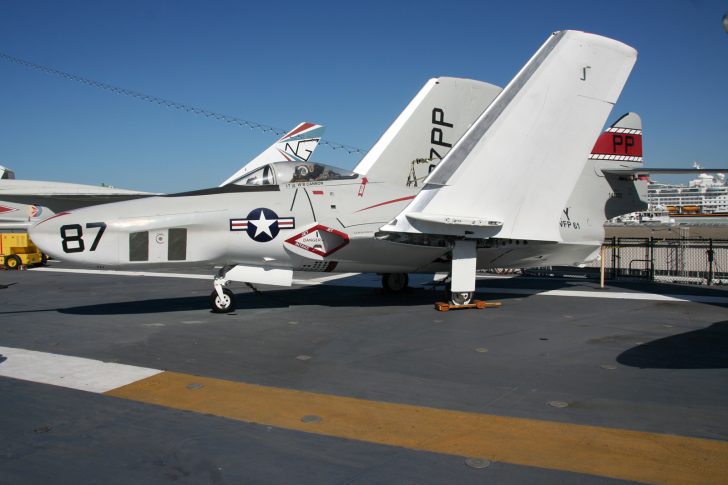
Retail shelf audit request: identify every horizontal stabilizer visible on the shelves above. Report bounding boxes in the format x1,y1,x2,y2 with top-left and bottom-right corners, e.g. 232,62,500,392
381,30,637,242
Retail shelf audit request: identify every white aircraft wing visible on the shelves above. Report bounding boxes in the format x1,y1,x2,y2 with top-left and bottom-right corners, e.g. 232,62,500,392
220,122,324,186
0,179,156,212
380,30,637,242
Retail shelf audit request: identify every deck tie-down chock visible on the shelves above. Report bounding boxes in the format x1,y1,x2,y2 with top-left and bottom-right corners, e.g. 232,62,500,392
434,300,502,312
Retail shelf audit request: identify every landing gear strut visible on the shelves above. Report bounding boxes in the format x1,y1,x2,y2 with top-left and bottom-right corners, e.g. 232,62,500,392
448,240,477,306
211,265,236,313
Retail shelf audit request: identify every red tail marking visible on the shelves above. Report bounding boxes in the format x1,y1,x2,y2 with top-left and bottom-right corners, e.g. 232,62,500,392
592,132,643,157
281,123,316,140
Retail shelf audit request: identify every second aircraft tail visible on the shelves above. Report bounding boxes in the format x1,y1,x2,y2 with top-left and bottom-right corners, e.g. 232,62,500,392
220,122,324,186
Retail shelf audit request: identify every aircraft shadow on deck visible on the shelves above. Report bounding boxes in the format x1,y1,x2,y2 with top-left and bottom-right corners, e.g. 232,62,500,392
55,282,530,315
49,274,728,315
617,321,728,369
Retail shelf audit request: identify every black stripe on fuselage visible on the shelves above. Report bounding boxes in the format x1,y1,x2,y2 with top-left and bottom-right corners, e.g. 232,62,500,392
163,184,280,198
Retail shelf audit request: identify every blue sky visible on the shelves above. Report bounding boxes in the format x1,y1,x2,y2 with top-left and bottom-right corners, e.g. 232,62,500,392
1,0,726,192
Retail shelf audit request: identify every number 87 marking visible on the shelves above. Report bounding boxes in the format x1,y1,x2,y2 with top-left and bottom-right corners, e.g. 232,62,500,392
60,222,107,253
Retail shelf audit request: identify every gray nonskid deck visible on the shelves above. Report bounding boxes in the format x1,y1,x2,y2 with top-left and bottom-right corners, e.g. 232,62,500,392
1,263,726,483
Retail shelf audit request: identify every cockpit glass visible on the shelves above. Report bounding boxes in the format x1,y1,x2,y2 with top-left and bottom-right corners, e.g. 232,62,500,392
231,165,275,186
231,162,357,186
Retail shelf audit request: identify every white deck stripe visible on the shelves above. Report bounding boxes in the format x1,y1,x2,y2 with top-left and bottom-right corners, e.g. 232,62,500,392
0,346,161,393
486,287,728,304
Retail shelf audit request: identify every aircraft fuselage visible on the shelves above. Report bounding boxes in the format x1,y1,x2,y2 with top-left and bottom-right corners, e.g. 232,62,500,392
31,177,601,276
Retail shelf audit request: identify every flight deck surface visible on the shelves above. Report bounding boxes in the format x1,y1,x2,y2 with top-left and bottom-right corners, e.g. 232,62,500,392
1,263,727,484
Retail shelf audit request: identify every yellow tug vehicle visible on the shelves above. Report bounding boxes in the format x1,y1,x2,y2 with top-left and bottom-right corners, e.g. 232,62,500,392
1,233,46,270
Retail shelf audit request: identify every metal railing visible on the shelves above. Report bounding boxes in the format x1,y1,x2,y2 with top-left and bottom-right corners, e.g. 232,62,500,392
590,237,728,285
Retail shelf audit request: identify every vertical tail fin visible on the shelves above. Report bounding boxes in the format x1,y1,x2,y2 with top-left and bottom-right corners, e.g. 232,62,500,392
0,165,16,180
589,112,648,221
353,77,502,185
220,122,324,186
589,112,643,163
560,112,647,243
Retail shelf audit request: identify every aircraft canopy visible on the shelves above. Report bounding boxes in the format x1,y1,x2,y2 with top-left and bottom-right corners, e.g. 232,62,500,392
231,162,358,186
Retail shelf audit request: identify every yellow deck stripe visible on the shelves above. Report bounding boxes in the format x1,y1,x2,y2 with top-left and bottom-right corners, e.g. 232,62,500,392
106,371,728,484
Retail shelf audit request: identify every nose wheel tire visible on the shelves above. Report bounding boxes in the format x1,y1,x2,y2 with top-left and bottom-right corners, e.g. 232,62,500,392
450,291,473,306
382,273,409,293
210,288,235,313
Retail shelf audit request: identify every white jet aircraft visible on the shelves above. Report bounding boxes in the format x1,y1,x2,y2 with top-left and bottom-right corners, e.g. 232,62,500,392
31,30,646,312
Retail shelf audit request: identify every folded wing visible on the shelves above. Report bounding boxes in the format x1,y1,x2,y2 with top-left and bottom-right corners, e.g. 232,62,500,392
381,30,637,242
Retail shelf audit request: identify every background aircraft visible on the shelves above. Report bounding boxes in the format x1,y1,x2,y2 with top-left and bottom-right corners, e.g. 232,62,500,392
0,199,50,231
30,30,643,311
0,123,324,223
0,166,55,230
220,122,324,187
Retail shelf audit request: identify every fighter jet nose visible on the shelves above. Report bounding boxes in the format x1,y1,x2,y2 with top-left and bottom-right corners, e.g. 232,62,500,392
29,210,119,266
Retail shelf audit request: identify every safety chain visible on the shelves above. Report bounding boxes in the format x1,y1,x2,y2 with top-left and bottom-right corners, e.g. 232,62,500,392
0,51,367,155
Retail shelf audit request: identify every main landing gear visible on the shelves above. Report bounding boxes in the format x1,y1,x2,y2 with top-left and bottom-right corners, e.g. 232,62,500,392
449,291,474,306
381,273,409,293
437,277,475,306
435,241,501,311
447,239,477,306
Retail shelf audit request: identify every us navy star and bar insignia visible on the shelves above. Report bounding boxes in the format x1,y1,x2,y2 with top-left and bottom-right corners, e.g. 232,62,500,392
230,208,295,242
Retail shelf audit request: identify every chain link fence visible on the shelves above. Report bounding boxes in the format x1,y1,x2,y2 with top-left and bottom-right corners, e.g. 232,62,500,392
591,238,728,285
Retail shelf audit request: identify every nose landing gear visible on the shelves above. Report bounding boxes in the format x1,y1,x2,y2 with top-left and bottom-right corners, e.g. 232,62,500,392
210,287,235,313
211,265,236,313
